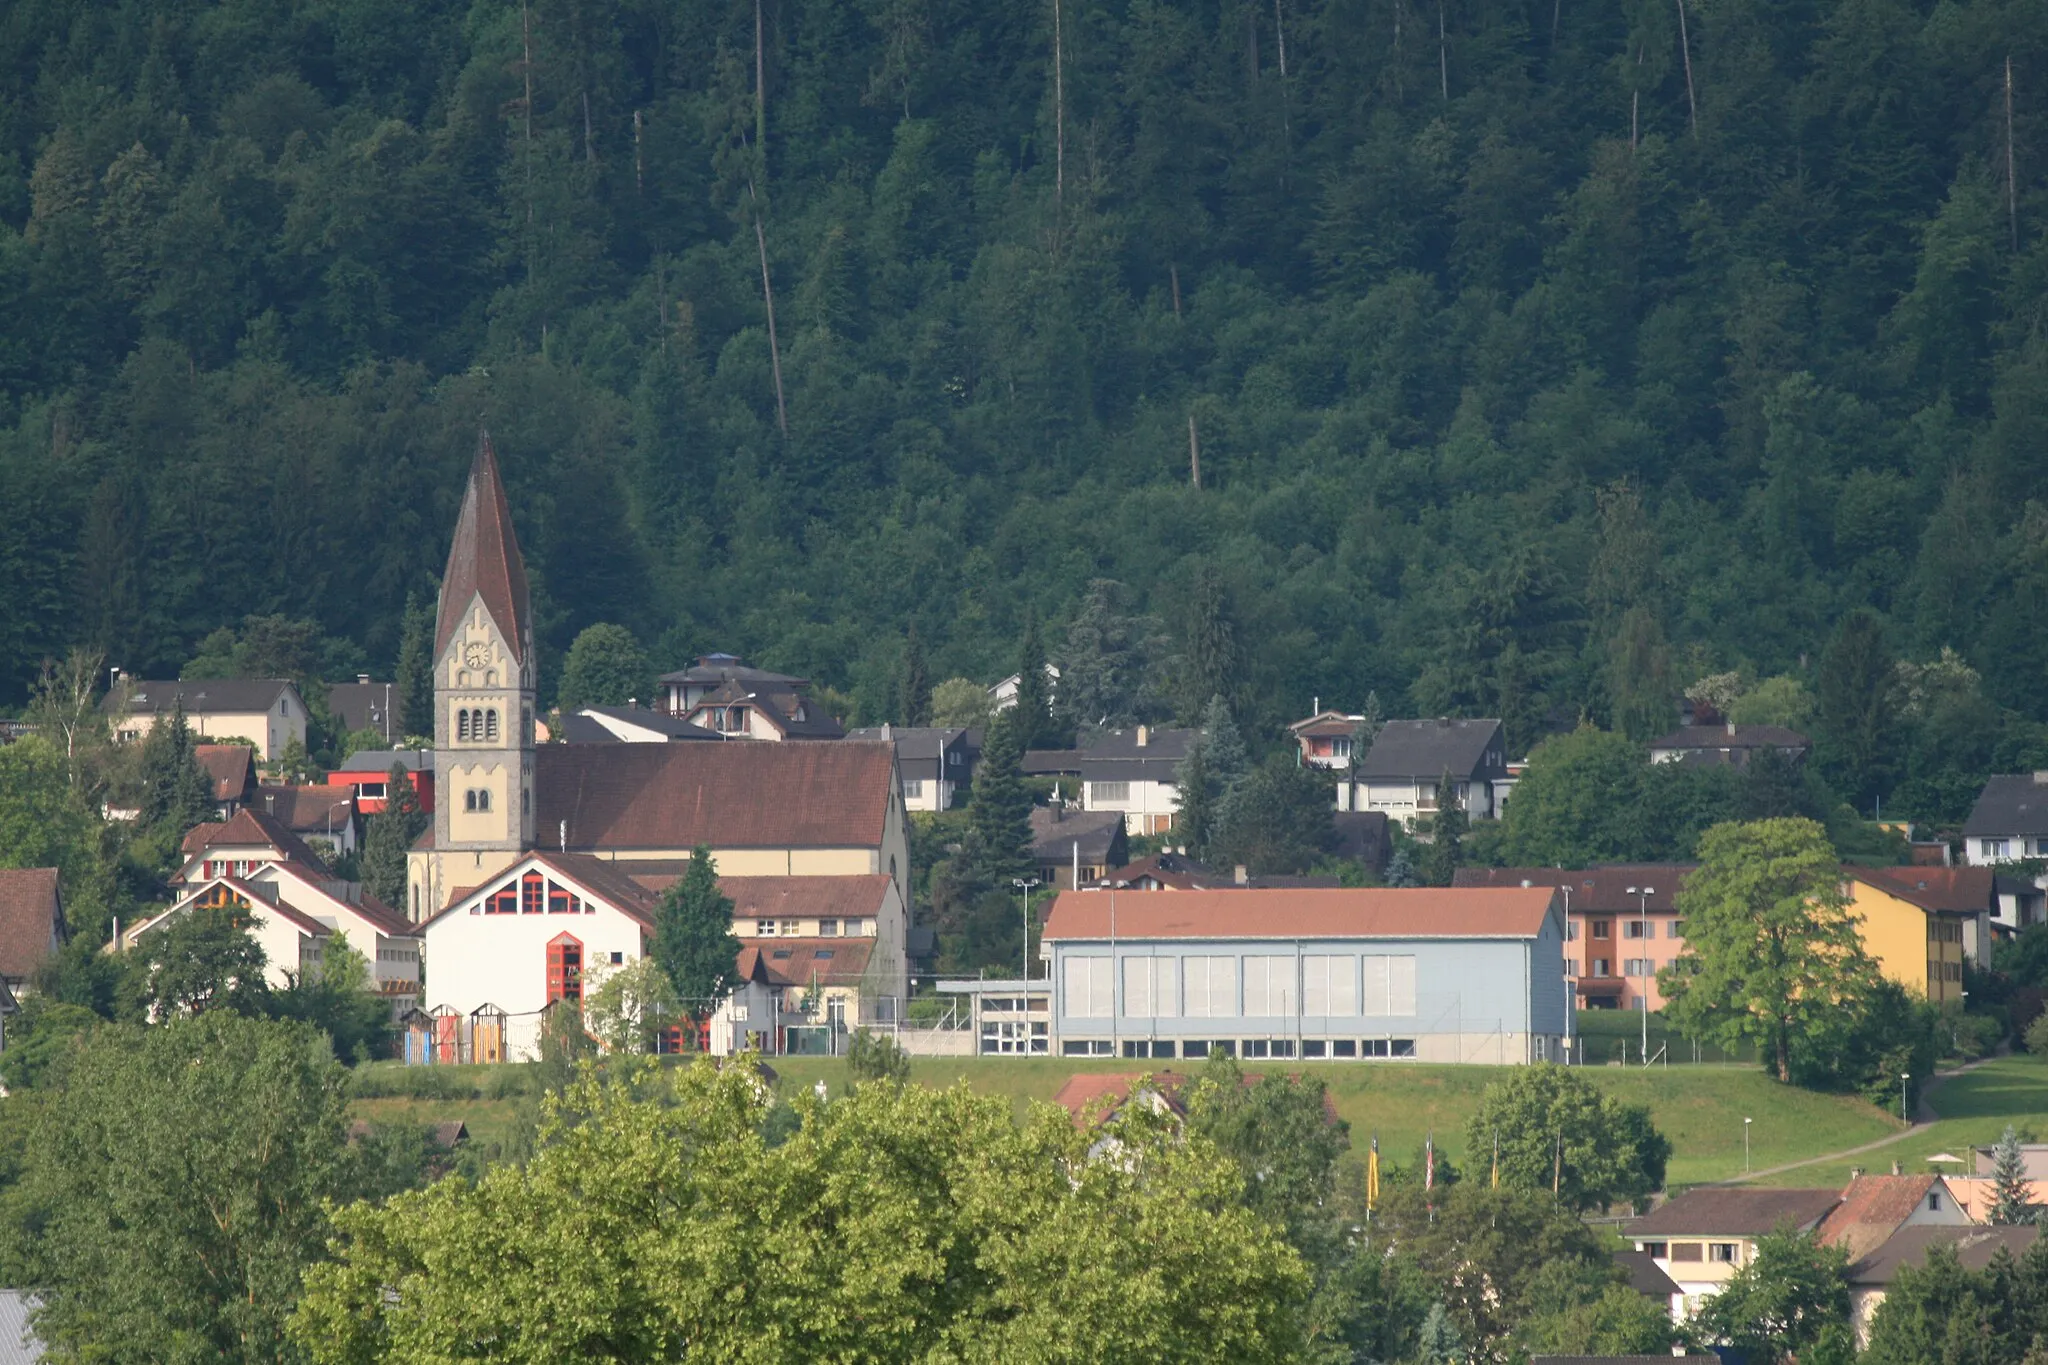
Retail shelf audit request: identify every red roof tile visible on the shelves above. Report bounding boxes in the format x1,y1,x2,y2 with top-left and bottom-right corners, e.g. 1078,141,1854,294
1817,1175,1944,1260
254,785,357,833
179,807,332,875
0,868,61,982
1041,886,1558,941
435,431,531,664
738,937,874,987
536,741,897,850
719,875,894,921
195,745,256,802
1849,865,1994,914
1452,865,1695,914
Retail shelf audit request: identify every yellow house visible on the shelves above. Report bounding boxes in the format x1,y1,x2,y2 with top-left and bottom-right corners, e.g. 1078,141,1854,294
1843,867,1991,1006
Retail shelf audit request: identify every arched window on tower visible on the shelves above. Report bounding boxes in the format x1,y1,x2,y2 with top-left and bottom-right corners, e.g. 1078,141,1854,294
485,709,499,741
457,710,471,742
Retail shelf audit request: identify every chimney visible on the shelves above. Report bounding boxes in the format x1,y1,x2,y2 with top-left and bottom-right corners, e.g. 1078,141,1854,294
1313,696,1320,716
357,673,370,685
628,697,637,709
1234,865,1249,886
265,793,275,815
1726,719,1736,737
2033,771,2048,786
1891,1160,1902,1176
1136,725,1149,748
881,722,892,740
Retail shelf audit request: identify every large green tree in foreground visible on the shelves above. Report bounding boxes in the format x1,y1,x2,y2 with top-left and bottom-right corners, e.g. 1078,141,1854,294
1465,1062,1670,1212
1661,818,1882,1083
291,1057,1309,1362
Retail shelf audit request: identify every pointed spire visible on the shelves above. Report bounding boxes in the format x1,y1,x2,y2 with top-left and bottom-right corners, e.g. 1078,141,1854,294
436,429,531,664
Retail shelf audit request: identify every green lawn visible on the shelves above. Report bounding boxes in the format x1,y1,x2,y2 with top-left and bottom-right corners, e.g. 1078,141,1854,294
1750,1053,2048,1188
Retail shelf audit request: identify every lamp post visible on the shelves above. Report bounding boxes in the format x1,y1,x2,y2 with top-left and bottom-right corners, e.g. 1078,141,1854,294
326,799,353,852
1743,1117,1752,1174
1901,1073,1911,1124
1012,877,1041,992
1560,884,1574,1063
1626,885,1655,1060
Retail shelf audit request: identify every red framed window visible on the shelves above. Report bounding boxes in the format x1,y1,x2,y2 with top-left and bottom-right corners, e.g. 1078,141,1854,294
486,882,518,915
548,884,581,914
547,933,584,1004
522,871,544,915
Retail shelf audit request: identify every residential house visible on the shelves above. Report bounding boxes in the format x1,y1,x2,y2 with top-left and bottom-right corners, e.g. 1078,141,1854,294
1963,773,2048,866
328,677,402,746
239,861,423,1013
1099,851,1229,890
326,749,435,815
104,677,310,761
401,440,907,924
177,806,333,886
1815,1174,1974,1264
1030,806,1128,889
988,664,1059,712
1845,1226,2039,1345
1843,865,1991,1003
1452,865,1693,1012
125,877,331,992
1290,708,1366,771
1971,1141,2048,1178
721,935,901,1054
1049,1070,1342,1128
1647,722,1812,768
253,784,361,859
1993,874,2046,939
562,705,722,744
655,655,843,740
1023,726,1195,836
1627,1187,1844,1319
935,979,1052,1055
195,744,258,815
1943,1175,2048,1222
1039,886,1569,1063
0,869,63,999
1347,718,1513,823
1331,810,1392,875
1613,1250,1685,1321
719,876,908,1025
847,725,980,812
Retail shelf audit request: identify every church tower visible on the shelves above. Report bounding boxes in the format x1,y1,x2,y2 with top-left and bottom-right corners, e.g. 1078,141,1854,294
422,432,534,911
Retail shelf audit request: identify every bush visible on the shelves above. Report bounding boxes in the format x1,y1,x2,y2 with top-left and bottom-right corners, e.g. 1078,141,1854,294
2026,1011,2048,1057
845,1027,911,1087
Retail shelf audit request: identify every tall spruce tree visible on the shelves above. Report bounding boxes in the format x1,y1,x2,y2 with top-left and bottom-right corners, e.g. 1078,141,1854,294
1420,769,1467,887
135,700,213,840
1174,563,1240,723
359,765,428,912
1989,1125,2037,1225
957,710,1033,892
1174,735,1218,858
653,846,742,1010
1010,611,1054,750
395,592,435,742
898,626,931,726
1816,609,1900,809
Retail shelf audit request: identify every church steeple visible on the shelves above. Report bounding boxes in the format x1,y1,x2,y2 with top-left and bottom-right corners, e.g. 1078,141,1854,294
430,430,535,869
436,430,531,667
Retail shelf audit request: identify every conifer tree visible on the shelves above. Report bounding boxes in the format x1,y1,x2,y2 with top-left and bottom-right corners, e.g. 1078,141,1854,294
395,592,435,742
1174,736,1217,858
898,625,931,726
1421,769,1468,887
1989,1125,2036,1225
653,846,742,1011
1010,611,1054,749
359,765,428,911
958,710,1033,892
135,700,213,840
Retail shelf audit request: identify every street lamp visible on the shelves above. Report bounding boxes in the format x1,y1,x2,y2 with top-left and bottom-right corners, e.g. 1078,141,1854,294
326,799,354,851
1901,1074,1911,1124
1012,877,1042,991
1560,884,1574,1063
1743,1117,1752,1174
1626,886,1655,1060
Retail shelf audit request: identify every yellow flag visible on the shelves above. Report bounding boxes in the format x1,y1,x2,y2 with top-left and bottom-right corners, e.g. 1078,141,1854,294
1367,1136,1380,1211
1492,1128,1500,1189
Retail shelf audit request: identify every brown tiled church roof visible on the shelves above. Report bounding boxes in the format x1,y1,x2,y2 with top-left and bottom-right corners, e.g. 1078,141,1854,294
435,431,531,665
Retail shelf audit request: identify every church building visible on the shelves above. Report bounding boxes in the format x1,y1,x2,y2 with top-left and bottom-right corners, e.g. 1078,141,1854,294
407,435,910,1058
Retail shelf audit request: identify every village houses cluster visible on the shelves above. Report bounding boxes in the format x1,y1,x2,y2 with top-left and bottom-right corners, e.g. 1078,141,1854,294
0,437,2040,1073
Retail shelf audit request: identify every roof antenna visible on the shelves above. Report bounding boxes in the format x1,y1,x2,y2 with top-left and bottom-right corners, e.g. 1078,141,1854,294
559,819,567,853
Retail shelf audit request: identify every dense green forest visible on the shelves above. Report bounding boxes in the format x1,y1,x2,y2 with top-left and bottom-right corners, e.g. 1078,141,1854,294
3,0,2048,819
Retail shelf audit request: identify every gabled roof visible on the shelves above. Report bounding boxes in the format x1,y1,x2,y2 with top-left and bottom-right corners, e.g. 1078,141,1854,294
108,679,298,716
419,850,664,929
737,937,874,987
253,785,357,834
1290,710,1367,738
659,654,807,688
1355,718,1508,781
435,431,531,665
1042,886,1558,941
179,807,332,874
1817,1175,1945,1261
1029,807,1126,864
327,681,399,742
195,745,257,802
0,868,62,982
535,741,897,850
1100,852,1225,890
1649,724,1811,751
845,726,980,763
1964,774,2048,837
1453,865,1696,914
334,747,434,774
1627,1187,1840,1237
1330,810,1391,866
566,706,724,743
1614,1249,1683,1300
1847,866,1994,914
685,681,845,740
139,876,333,940
1845,1224,2040,1287
256,860,418,939
720,875,895,923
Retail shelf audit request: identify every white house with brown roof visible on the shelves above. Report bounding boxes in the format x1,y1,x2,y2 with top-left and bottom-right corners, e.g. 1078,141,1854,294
1038,886,1569,1063
176,806,333,886
241,861,422,1012
104,677,309,760
124,877,332,993
195,744,258,814
1628,1187,1846,1318
253,784,360,858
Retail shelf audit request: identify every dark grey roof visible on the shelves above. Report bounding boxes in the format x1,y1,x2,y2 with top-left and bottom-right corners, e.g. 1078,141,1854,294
109,679,298,715
1355,719,1508,781
1075,727,1198,762
575,706,724,741
1615,1250,1682,1299
335,748,434,774
658,654,806,688
1023,751,1184,782
1330,811,1391,867
1965,774,2048,837
1628,1187,1840,1236
846,726,981,766
1845,1224,2039,1286
1029,808,1125,864
690,680,845,740
327,682,399,743
1649,724,1810,751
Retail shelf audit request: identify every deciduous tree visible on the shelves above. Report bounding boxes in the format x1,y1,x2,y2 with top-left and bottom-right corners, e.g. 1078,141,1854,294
1464,1062,1669,1212
556,622,651,710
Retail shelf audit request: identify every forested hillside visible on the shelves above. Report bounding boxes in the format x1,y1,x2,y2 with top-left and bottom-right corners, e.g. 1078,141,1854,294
2,0,2047,818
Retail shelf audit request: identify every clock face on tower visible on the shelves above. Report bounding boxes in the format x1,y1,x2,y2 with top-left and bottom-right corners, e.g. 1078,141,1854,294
463,642,490,669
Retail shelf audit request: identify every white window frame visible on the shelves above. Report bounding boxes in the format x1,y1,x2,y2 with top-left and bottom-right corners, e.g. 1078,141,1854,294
1302,955,1359,1017
1122,956,1179,1018
1062,956,1114,1019
1242,956,1297,1017
1182,956,1238,1018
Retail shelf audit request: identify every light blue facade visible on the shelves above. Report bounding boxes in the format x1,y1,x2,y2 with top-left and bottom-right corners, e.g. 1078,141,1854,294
1046,916,1569,1064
